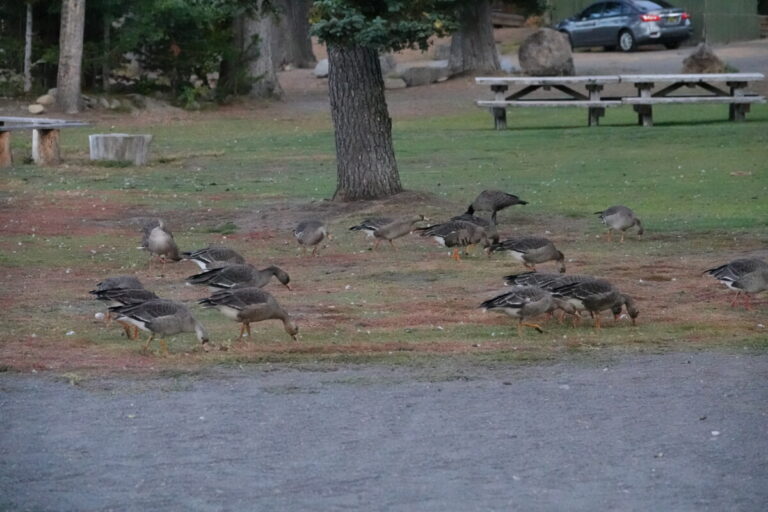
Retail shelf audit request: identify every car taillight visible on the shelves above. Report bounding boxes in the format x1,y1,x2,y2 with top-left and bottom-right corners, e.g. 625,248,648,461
640,14,661,22
681,12,690,19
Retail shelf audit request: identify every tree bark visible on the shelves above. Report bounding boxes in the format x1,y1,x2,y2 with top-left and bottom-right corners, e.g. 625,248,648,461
102,11,111,92
56,0,87,113
328,45,402,202
271,0,316,69
244,0,283,99
24,2,33,93
448,0,500,75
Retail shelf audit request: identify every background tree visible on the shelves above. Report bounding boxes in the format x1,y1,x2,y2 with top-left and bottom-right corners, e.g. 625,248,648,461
242,0,283,99
448,0,499,75
311,0,460,201
271,0,316,69
57,0,86,113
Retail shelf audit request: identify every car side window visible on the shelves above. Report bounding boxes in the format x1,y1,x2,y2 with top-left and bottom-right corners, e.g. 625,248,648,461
580,3,605,20
602,2,623,17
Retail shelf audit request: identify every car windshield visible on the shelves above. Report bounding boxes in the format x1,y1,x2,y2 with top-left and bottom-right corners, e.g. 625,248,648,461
632,0,673,11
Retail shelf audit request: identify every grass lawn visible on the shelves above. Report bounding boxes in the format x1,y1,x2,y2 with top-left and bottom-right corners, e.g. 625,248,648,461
1,103,766,372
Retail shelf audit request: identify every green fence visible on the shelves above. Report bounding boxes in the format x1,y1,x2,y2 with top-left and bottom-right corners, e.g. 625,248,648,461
546,0,760,43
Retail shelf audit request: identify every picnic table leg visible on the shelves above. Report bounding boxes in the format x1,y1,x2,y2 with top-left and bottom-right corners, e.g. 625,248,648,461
32,128,61,166
587,84,605,127
634,83,654,127
492,107,507,130
728,81,748,122
0,132,11,167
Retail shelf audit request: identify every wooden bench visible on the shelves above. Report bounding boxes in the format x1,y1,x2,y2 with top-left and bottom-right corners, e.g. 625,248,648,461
619,73,766,126
476,76,622,129
0,116,88,167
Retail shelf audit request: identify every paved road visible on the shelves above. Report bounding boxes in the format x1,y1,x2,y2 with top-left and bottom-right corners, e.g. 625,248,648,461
2,351,767,511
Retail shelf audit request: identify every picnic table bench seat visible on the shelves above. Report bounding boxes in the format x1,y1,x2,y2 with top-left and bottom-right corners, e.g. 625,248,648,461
0,116,88,167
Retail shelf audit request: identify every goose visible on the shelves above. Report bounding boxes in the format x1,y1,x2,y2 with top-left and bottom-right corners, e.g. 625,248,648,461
92,287,160,339
489,237,566,273
595,206,644,242
140,219,181,269
417,220,489,261
349,217,395,238
705,258,768,309
182,245,246,270
503,271,594,290
481,286,575,335
366,215,426,250
728,269,768,310
90,275,144,293
551,279,639,328
450,213,500,244
294,220,330,256
186,264,291,291
109,299,209,353
466,189,528,224
199,287,298,341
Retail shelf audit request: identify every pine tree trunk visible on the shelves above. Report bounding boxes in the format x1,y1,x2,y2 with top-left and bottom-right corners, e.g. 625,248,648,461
244,1,283,99
271,0,316,69
448,0,500,75
328,45,402,202
56,0,87,113
102,12,111,92
23,2,32,93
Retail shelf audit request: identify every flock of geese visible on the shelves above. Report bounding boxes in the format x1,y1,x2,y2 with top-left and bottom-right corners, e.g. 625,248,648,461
89,190,767,353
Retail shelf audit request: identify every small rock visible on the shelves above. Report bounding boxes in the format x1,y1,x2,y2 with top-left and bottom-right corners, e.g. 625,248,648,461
36,94,55,105
28,104,45,114
109,99,121,109
711,430,720,436
313,59,329,78
99,96,110,109
384,77,407,89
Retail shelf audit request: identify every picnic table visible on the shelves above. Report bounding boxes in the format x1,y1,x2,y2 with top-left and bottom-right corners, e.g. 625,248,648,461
0,116,88,167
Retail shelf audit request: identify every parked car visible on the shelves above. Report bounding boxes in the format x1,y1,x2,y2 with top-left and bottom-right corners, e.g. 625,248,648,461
555,0,693,52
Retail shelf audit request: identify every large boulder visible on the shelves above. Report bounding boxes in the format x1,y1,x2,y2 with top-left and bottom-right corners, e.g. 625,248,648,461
518,28,574,76
682,43,726,74
36,94,55,105
397,60,451,87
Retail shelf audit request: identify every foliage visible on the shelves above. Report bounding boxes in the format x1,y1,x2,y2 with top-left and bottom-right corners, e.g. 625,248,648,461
310,0,463,52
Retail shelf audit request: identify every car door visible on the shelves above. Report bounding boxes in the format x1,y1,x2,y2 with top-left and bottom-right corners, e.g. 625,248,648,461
594,1,632,46
568,3,605,47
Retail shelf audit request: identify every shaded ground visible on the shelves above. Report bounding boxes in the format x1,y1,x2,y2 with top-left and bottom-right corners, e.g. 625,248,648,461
2,351,767,511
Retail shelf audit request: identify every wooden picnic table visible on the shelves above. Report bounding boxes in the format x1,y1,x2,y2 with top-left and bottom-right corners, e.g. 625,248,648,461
475,76,622,129
619,73,766,126
0,116,88,167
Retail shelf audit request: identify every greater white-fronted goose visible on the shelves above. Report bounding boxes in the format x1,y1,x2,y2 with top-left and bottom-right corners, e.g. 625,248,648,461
349,217,395,238
182,245,246,270
551,279,639,328
294,220,330,256
90,275,144,293
92,287,160,339
466,190,527,224
481,286,575,334
503,271,594,289
140,219,181,269
417,220,489,261
109,299,209,353
705,258,768,309
199,287,298,341
451,213,500,244
365,215,426,250
186,264,291,290
595,205,644,242
489,237,566,273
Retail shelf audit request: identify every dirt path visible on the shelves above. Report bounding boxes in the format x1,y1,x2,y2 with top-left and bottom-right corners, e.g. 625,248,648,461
2,351,767,511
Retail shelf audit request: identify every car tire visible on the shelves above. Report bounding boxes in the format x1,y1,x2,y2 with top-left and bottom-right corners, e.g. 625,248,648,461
664,41,681,50
618,30,636,52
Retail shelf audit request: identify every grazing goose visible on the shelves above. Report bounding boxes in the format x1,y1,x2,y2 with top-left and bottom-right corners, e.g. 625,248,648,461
109,299,209,353
705,258,768,309
182,245,246,270
503,271,594,290
92,287,160,339
481,286,575,335
489,237,566,273
551,279,639,328
349,217,395,238
187,264,291,291
417,220,489,261
367,215,426,250
294,220,330,256
199,287,298,341
595,206,644,242
90,275,144,293
451,213,500,244
140,219,181,269
466,190,528,224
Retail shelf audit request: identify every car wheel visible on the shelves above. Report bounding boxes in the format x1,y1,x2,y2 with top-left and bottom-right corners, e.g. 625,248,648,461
618,30,636,52
664,41,681,50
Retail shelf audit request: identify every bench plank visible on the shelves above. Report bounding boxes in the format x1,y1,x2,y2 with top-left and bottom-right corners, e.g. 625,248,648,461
0,123,88,132
619,73,765,83
623,96,766,105
478,100,622,108
476,76,620,86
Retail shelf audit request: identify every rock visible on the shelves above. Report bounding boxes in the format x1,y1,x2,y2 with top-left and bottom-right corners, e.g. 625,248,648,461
518,28,574,76
379,54,397,75
28,104,45,114
398,60,451,87
36,94,55,105
433,43,451,61
109,99,122,110
682,43,726,74
500,57,519,74
47,87,57,97
313,59,329,78
384,78,407,89
99,96,110,109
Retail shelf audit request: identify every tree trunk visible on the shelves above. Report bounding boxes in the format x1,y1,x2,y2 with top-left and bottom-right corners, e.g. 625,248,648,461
23,2,33,93
243,1,283,99
328,45,402,202
56,0,87,113
448,0,500,75
102,11,111,92
271,0,316,69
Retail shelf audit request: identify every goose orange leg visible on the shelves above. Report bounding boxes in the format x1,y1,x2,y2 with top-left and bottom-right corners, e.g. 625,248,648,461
451,248,461,261
388,240,397,251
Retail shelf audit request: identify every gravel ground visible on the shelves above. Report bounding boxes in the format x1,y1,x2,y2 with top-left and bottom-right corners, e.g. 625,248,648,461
2,351,767,512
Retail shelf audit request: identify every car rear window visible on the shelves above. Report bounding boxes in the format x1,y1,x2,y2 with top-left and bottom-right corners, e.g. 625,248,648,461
631,0,673,11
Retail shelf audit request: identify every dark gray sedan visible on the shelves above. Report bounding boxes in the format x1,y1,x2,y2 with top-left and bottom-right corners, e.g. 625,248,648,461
555,0,693,52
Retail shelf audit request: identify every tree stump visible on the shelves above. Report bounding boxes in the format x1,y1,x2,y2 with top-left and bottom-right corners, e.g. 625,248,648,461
89,133,152,165
32,129,61,166
0,132,12,167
